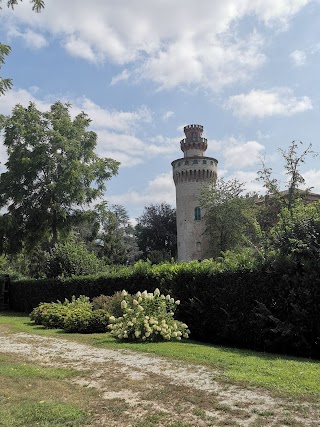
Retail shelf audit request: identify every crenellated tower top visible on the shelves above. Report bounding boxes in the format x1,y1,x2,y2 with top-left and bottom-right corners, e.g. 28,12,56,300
180,124,208,158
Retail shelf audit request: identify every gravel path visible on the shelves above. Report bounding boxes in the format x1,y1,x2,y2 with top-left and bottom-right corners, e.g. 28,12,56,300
1,332,319,426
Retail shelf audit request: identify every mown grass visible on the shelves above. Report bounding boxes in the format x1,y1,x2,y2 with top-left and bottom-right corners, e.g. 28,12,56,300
1,311,320,396
0,352,90,427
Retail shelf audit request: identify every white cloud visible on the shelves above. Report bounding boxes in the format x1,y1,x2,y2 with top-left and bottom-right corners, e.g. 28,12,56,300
64,35,103,63
250,0,310,27
303,169,320,193
225,88,313,118
256,130,271,139
206,137,265,169
140,31,266,91
97,131,178,167
72,98,152,132
0,89,163,169
290,49,307,66
2,0,311,93
224,170,265,193
162,111,175,121
0,88,52,115
8,27,48,49
108,172,176,208
110,69,131,86
223,139,265,168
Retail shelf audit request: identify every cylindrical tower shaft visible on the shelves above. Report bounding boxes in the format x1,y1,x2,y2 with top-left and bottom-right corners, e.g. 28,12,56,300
172,125,218,261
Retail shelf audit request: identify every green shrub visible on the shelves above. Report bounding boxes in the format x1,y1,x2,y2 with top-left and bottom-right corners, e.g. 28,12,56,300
108,289,189,342
63,308,110,333
30,302,55,325
30,296,93,329
40,304,70,329
92,291,131,317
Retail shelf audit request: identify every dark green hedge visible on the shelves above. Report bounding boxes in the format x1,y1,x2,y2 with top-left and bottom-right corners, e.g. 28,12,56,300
8,260,320,358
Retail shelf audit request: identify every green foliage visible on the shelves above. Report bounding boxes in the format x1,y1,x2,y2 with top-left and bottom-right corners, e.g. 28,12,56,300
200,178,258,258
30,295,110,333
30,295,92,329
270,199,320,260
108,289,189,342
95,203,140,264
45,239,105,278
12,256,320,358
92,291,129,317
0,102,119,254
64,308,110,333
0,43,11,95
136,203,177,261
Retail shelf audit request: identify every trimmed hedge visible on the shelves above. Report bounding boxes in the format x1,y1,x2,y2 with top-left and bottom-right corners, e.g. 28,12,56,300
8,260,320,358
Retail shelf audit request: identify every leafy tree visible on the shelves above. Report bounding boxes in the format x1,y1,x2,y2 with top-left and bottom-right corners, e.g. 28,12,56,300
0,0,45,95
200,178,258,258
257,141,315,212
95,203,140,265
45,239,105,278
0,101,119,254
270,199,320,261
256,140,317,253
135,203,177,261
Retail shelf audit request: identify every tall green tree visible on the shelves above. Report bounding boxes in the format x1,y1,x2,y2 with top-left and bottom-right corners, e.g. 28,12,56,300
256,140,317,249
0,0,45,95
135,203,177,262
200,179,258,258
95,203,140,265
0,101,119,254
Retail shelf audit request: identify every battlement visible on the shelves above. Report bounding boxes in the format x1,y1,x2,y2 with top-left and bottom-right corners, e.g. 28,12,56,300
180,137,207,157
184,124,203,133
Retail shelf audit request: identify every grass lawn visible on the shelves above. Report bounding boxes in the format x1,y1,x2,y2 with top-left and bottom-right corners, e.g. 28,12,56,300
1,311,320,397
0,352,91,427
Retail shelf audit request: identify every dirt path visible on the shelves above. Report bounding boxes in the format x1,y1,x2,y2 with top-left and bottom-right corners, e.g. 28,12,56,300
0,332,319,426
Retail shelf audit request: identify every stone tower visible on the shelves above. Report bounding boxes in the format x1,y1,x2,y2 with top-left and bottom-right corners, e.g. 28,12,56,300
172,124,218,261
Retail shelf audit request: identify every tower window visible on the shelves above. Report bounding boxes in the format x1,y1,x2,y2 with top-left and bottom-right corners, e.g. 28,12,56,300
202,159,207,165
177,162,181,167
194,206,201,221
193,159,198,164
185,160,189,165
196,242,201,252
210,161,213,165
192,132,197,141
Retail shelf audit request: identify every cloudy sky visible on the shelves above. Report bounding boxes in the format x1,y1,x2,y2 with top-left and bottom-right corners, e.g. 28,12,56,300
1,0,320,219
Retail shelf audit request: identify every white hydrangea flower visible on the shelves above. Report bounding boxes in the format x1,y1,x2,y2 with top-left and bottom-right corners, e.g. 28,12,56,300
175,300,181,305
166,294,171,301
154,288,160,297
121,290,128,296
121,300,127,309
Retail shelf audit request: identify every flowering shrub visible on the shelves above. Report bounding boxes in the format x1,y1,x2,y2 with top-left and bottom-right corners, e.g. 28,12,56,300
108,288,190,342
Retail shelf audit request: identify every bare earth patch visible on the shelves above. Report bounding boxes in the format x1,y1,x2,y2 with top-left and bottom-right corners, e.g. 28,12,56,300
0,332,319,426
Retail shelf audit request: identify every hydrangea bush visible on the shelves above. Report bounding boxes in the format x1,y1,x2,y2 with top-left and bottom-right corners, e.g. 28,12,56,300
108,288,190,342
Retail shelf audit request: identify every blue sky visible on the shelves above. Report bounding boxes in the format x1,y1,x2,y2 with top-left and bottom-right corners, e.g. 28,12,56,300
1,0,320,221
